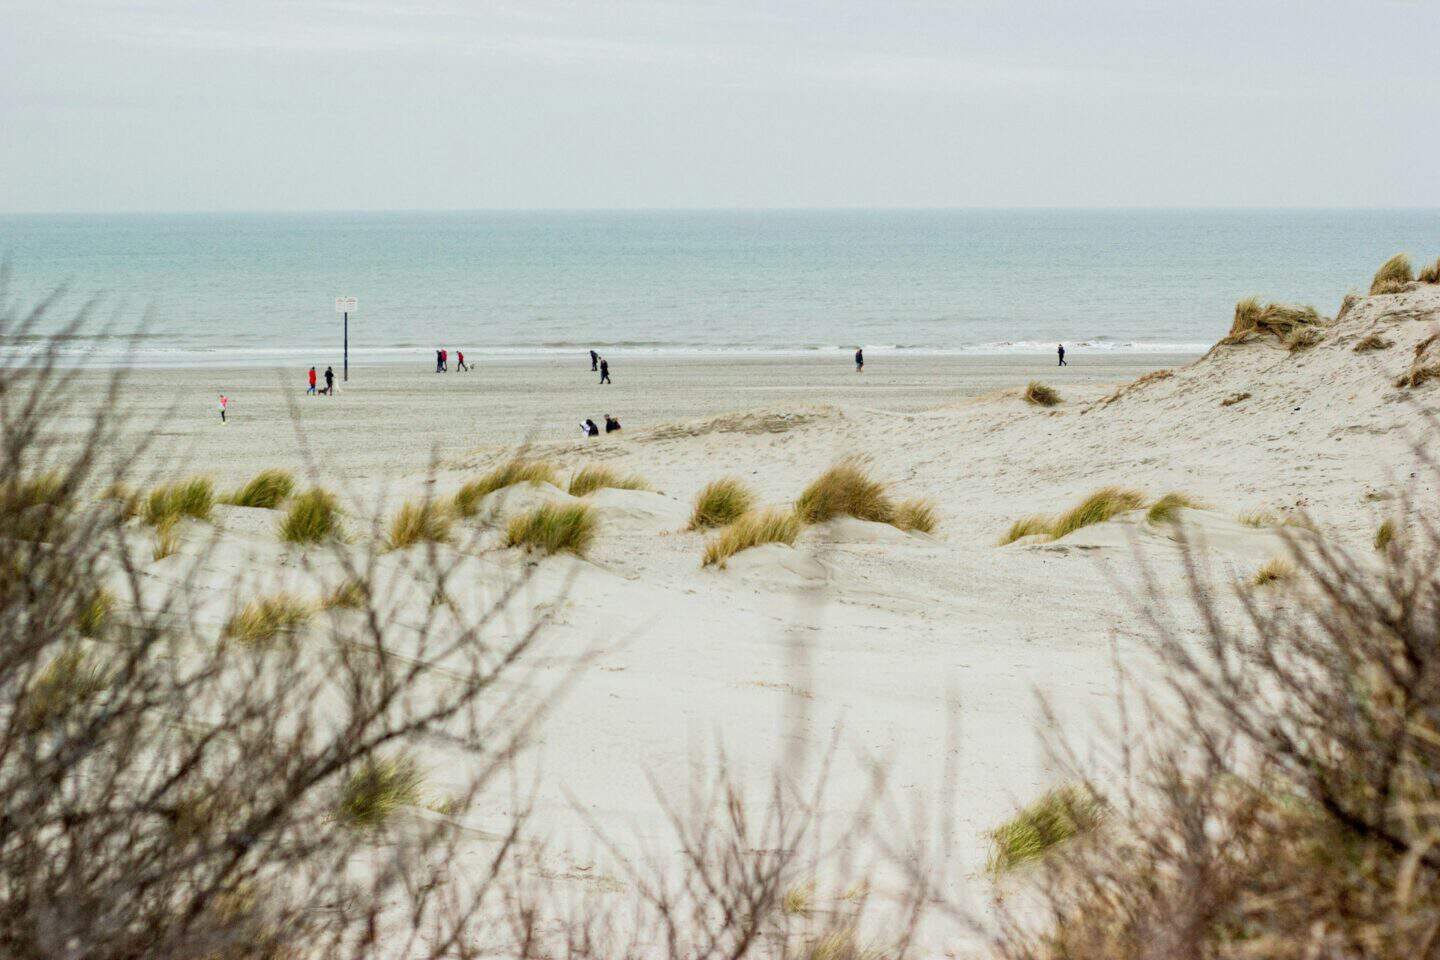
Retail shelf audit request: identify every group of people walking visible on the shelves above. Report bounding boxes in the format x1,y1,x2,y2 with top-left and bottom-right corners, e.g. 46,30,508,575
307,366,336,395
435,349,469,372
588,350,612,384
579,350,619,436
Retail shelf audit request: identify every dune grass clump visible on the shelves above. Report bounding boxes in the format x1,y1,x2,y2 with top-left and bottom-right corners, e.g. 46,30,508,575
803,928,882,960
1251,556,1296,587
986,784,1106,876
322,579,368,610
1,471,65,515
222,468,295,509
142,477,214,527
152,519,181,561
893,498,938,534
782,882,814,917
998,515,1052,546
702,509,802,568
453,459,560,517
1222,298,1324,345
23,646,110,730
1396,363,1440,389
1238,508,1279,528
0,471,69,539
386,500,454,551
1146,492,1203,525
1374,519,1396,552
1420,258,1440,284
76,587,114,637
1049,487,1146,540
1024,381,1061,407
1370,253,1414,295
795,459,894,525
1000,488,1149,544
279,488,340,544
689,477,757,530
1285,326,1323,352
1336,291,1360,322
567,464,649,497
1220,391,1251,407
337,756,423,828
1353,333,1393,353
1395,338,1440,387
223,593,314,647
505,503,597,557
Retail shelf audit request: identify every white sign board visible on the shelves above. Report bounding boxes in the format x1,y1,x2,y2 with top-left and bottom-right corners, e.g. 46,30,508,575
334,297,358,313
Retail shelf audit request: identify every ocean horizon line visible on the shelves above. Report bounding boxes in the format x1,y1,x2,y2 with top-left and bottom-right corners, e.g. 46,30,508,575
5,205,1440,220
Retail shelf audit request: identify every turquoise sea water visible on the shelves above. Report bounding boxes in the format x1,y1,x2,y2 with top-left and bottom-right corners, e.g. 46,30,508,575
1,210,1436,366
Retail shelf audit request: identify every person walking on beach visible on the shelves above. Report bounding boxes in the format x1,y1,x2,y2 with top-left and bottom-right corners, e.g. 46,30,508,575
590,349,599,371
456,350,469,372
218,394,228,423
324,366,335,395
599,358,611,384
1057,343,1067,367
307,366,317,395
441,348,448,372
435,350,443,373
604,414,621,433
855,347,864,373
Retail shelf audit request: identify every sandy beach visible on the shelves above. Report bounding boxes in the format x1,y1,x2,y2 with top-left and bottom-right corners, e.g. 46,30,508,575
51,352,1196,487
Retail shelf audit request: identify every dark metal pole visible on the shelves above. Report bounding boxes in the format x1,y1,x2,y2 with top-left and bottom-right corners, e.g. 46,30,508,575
343,312,349,382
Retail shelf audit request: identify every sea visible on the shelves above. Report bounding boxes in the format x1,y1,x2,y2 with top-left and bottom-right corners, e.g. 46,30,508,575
1,209,1436,367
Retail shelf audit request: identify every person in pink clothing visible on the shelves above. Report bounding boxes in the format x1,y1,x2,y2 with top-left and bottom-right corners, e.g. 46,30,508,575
218,394,229,423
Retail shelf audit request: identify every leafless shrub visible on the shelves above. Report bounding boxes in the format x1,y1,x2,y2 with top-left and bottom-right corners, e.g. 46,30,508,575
992,476,1440,959
0,292,566,959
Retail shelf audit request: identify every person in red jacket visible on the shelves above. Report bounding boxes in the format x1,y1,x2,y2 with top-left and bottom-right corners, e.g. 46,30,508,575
456,350,469,372
307,367,317,395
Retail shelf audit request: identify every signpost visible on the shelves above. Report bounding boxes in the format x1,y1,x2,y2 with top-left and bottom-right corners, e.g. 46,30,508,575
334,297,357,382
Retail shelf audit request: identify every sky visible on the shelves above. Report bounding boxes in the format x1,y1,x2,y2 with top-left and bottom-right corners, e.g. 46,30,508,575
1,0,1437,213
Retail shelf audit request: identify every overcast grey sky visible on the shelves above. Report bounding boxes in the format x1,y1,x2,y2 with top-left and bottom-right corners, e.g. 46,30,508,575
2,0,1436,212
